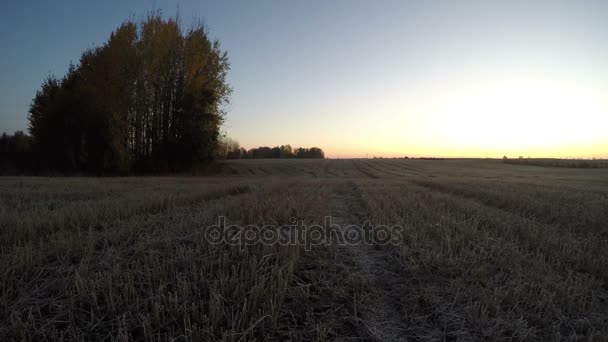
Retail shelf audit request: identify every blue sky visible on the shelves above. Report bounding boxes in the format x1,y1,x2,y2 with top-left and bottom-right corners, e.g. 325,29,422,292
1,0,607,157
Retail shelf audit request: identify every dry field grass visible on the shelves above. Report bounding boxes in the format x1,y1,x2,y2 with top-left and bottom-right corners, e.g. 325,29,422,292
1,159,607,341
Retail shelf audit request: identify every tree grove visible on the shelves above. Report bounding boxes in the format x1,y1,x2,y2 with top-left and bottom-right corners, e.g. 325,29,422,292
28,13,231,173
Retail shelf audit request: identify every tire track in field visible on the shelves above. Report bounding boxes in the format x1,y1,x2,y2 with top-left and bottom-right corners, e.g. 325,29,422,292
256,166,272,176
412,179,607,236
295,167,318,178
360,160,406,178
0,182,259,248
351,159,381,179
271,164,296,176
322,159,341,177
410,179,608,285
331,181,408,341
382,159,428,175
333,159,350,177
369,160,416,176
367,160,419,177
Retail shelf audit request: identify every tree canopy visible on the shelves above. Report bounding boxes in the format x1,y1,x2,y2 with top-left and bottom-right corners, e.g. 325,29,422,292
27,12,231,174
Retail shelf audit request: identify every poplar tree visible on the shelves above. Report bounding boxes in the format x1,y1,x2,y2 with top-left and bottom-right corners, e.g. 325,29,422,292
27,12,231,173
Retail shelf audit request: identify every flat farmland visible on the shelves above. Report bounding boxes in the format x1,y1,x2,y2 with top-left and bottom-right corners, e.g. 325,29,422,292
1,159,608,341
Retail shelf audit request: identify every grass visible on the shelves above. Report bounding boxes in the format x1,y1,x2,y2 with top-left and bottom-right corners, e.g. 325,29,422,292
1,159,607,341
503,158,608,168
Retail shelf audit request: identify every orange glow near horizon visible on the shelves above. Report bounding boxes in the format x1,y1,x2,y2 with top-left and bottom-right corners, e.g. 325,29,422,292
238,75,608,159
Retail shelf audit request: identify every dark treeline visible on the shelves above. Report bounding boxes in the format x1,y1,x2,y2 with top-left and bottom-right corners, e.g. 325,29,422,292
217,137,324,159
243,146,325,159
0,131,33,173
7,12,231,174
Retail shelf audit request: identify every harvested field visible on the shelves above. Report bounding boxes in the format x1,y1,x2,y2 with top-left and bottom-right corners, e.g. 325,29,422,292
1,158,607,341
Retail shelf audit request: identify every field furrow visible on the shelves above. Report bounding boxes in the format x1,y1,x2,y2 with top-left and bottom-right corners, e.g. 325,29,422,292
355,179,608,340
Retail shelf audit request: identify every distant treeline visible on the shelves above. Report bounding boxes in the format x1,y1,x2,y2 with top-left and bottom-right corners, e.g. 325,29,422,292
416,157,446,160
217,138,324,159
0,132,33,173
243,146,325,159
4,13,231,175
503,157,608,168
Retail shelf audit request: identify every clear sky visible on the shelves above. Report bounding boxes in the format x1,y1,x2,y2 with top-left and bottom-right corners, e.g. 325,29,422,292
1,0,607,158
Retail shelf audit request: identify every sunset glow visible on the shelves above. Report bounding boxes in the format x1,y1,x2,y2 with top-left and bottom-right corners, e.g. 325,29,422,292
407,76,608,158
2,1,608,158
